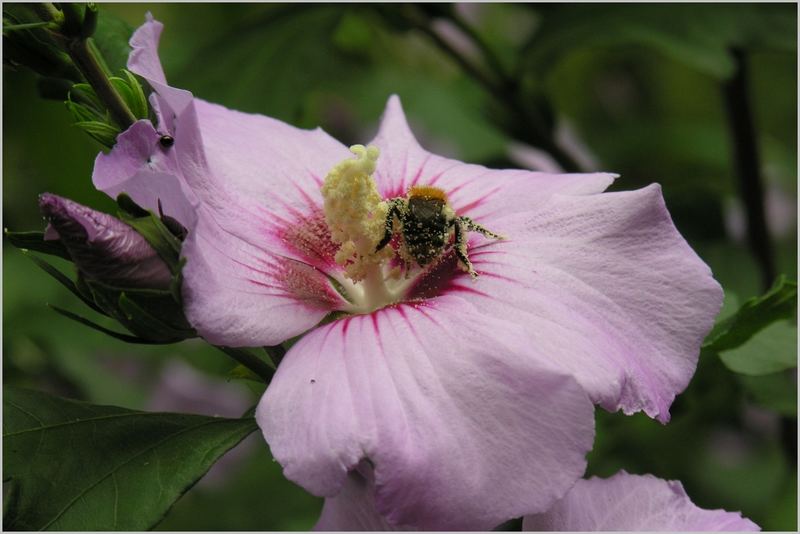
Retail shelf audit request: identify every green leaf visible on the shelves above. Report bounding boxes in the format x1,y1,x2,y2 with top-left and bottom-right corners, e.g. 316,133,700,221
4,229,71,261
121,69,149,119
117,292,195,342
74,120,120,148
115,194,182,274
3,387,258,531
109,74,149,121
70,82,105,113
65,98,100,123
79,279,194,343
704,276,797,352
719,320,797,375
523,4,796,80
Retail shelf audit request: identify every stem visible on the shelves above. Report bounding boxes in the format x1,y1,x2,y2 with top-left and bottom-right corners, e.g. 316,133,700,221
48,3,136,129
398,5,582,173
64,37,136,129
721,48,775,291
34,3,61,22
3,21,54,31
217,346,275,384
411,12,502,104
448,11,510,89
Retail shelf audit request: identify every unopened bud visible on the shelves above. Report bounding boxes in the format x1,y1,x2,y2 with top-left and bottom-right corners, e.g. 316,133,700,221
38,193,171,289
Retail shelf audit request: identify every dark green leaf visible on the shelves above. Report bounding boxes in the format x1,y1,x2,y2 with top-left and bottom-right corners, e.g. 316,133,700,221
704,276,797,352
4,230,71,260
3,388,258,530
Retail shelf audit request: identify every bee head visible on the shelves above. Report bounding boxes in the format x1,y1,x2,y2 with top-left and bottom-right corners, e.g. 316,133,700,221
408,185,448,203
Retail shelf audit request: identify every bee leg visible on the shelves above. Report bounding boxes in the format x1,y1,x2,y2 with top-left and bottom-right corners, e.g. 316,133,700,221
459,216,505,240
376,198,404,252
453,220,478,278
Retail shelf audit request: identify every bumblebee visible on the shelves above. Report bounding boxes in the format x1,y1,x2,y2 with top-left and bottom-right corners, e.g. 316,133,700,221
375,185,504,278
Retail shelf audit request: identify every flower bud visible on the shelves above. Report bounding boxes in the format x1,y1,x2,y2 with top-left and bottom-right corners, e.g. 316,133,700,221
38,193,172,289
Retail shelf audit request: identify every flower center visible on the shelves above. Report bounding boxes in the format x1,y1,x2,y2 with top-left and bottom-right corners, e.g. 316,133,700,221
321,145,417,313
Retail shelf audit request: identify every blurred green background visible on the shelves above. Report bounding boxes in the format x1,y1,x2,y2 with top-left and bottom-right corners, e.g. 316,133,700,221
3,3,797,530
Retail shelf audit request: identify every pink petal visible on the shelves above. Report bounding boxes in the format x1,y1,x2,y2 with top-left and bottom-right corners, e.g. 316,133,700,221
175,99,351,265
177,100,363,345
181,214,345,346
92,117,197,229
440,184,722,423
523,471,760,531
314,470,408,532
128,14,193,118
368,96,616,223
257,295,594,530
127,13,167,86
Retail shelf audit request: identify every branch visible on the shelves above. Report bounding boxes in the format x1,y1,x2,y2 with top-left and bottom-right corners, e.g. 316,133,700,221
721,48,775,291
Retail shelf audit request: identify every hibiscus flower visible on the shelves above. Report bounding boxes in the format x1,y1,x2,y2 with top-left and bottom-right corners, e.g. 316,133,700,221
92,15,723,530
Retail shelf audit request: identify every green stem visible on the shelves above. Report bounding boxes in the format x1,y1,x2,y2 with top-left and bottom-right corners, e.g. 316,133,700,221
404,6,503,108
721,48,775,291
448,11,511,89
217,346,276,384
397,5,582,173
34,3,61,23
3,21,54,31
64,37,135,129
50,3,136,129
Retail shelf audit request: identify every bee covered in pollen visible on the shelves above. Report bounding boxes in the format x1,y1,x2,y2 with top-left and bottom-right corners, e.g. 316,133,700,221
375,185,505,278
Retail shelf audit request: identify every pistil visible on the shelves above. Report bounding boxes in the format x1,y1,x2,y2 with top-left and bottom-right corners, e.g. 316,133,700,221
321,144,398,312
